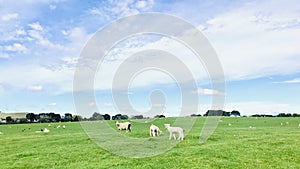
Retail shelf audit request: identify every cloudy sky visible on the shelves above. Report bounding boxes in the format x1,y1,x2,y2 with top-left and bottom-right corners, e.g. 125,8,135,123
0,0,299,117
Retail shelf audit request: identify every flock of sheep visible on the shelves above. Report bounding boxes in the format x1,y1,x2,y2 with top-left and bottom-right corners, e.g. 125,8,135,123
115,121,184,140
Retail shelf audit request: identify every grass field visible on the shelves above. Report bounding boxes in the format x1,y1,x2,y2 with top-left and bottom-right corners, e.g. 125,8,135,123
0,117,299,169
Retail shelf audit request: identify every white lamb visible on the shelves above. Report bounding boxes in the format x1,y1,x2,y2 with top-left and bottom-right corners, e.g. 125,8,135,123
164,124,184,140
149,124,162,137
116,121,131,132
43,128,50,133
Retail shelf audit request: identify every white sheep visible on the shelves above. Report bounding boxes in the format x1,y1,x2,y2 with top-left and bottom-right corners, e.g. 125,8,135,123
164,124,184,140
116,121,131,132
298,124,300,128
0,131,3,135
62,125,66,129
149,124,162,137
43,128,50,133
57,125,61,128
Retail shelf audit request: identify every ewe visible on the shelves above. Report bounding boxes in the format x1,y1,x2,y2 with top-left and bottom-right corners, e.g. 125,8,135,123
164,124,184,140
116,121,131,132
149,124,162,137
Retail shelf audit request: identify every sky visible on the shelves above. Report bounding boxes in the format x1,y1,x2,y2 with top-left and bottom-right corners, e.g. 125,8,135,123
0,0,300,117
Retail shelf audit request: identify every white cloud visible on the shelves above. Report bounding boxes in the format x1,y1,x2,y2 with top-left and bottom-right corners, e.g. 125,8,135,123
27,85,43,91
49,4,57,10
1,13,18,21
201,1,300,80
0,64,74,94
275,78,300,84
4,43,27,53
193,88,224,96
88,0,154,19
48,102,57,106
104,102,113,107
0,52,10,59
28,22,43,31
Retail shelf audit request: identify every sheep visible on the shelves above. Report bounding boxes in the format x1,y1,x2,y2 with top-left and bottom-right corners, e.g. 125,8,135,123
228,123,232,126
43,128,50,133
164,124,184,140
0,131,3,135
57,125,61,128
116,121,131,132
298,124,300,128
62,125,66,129
149,124,162,137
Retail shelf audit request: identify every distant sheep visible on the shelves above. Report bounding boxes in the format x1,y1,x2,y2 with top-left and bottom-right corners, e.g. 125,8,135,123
63,125,66,129
43,128,50,133
150,124,162,137
57,125,61,128
0,131,3,135
164,124,184,140
298,124,300,128
116,121,131,132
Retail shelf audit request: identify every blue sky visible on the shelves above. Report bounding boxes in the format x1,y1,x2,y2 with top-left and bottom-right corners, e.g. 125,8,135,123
0,0,300,117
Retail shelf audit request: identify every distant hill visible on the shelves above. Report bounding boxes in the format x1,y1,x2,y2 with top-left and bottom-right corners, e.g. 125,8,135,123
0,112,28,119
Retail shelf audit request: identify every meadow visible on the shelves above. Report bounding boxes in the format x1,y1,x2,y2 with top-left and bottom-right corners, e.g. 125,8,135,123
0,117,299,169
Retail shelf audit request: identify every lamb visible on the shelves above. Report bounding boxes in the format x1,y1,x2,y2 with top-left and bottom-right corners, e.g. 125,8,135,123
43,128,50,133
116,121,131,132
149,124,162,137
164,124,184,140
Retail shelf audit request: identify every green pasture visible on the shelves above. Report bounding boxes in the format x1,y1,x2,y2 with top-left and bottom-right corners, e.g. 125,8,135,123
0,117,299,169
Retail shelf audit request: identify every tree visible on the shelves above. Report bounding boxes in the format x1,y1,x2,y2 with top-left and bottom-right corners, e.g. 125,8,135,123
6,116,13,123
231,110,241,116
121,115,128,119
90,112,103,120
155,115,165,118
73,115,82,121
65,113,73,121
103,114,110,120
132,115,143,119
26,113,36,122
204,110,223,116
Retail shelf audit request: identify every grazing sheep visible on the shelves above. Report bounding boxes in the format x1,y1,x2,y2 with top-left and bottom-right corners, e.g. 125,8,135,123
149,124,162,137
57,125,61,128
62,125,66,129
0,131,3,135
48,124,52,127
43,128,50,133
164,124,184,140
298,124,300,128
116,121,131,132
